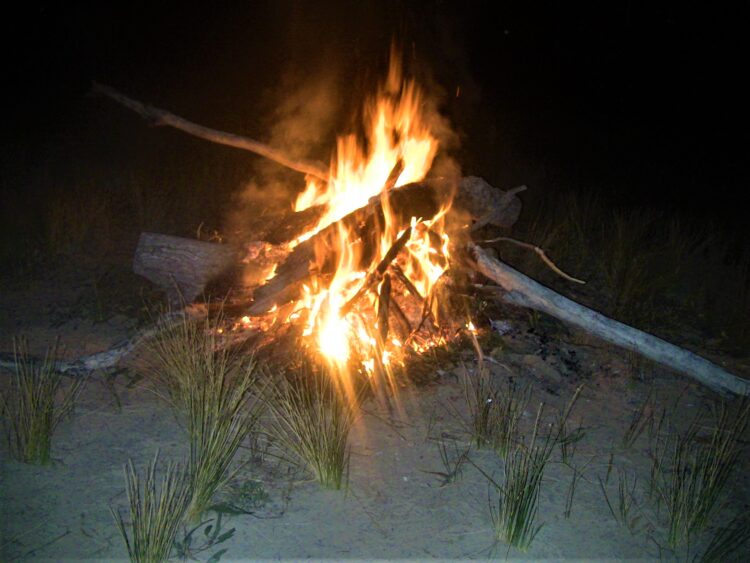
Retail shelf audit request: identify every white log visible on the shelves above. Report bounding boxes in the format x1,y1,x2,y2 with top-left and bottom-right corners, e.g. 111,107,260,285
468,243,750,397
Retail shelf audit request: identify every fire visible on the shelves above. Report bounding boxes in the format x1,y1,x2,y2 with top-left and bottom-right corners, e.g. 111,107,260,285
286,50,452,387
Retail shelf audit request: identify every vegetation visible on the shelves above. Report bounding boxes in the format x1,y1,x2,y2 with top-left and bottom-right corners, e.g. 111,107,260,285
479,386,582,552
649,400,750,549
146,312,265,522
111,452,192,563
0,338,82,464
266,366,357,490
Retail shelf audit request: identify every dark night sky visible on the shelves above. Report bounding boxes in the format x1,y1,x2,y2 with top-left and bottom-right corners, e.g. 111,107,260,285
4,1,747,231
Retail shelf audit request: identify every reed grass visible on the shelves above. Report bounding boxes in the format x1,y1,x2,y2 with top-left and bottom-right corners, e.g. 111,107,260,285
650,401,750,548
489,386,582,552
699,513,750,563
266,368,357,490
146,312,264,522
111,452,192,563
0,338,82,464
599,468,640,532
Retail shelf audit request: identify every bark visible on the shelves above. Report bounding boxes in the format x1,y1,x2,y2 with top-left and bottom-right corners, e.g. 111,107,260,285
468,243,750,397
133,232,240,305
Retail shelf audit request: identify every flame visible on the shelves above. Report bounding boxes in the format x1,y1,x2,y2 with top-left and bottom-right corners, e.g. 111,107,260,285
282,50,452,388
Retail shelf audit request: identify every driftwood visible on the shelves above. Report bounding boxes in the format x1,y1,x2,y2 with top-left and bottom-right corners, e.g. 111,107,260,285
0,307,208,377
133,232,240,304
468,243,750,397
92,82,329,181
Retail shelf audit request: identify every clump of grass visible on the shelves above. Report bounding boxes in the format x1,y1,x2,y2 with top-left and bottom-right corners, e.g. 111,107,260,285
650,401,750,549
699,513,750,563
111,452,192,563
146,312,264,522
266,367,357,490
492,381,532,459
0,338,82,464
460,366,529,456
487,386,582,552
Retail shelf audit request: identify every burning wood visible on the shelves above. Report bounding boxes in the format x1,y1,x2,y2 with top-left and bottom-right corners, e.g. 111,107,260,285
4,50,731,402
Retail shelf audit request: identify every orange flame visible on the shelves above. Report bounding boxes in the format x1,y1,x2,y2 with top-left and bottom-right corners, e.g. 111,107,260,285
289,49,452,387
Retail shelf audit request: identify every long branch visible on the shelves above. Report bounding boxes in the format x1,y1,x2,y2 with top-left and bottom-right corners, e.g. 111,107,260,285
91,82,329,181
468,243,750,397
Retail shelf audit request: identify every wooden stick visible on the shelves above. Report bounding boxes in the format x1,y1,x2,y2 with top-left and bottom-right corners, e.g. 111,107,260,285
468,243,750,397
377,273,392,344
480,236,586,284
92,82,329,181
340,227,412,316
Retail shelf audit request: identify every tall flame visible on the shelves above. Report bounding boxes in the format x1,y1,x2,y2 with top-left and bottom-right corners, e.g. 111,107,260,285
290,49,451,385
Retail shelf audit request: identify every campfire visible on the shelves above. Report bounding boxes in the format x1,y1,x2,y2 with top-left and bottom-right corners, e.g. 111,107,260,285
69,54,749,400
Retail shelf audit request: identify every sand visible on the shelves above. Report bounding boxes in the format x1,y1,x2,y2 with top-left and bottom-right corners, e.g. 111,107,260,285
2,268,749,562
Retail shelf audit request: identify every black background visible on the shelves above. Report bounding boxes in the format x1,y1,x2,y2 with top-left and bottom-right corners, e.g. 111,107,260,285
4,1,747,234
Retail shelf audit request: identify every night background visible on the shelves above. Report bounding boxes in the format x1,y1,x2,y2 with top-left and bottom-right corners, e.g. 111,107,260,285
2,2,750,560
4,1,747,245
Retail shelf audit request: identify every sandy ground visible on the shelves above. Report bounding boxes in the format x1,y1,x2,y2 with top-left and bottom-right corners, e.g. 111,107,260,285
2,267,750,562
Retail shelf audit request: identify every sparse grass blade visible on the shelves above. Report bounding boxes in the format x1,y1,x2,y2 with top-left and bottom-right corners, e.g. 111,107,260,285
111,452,191,563
460,365,497,449
490,386,582,552
0,338,83,464
492,381,531,459
651,401,750,548
699,513,750,563
622,388,654,449
267,367,357,490
599,468,640,533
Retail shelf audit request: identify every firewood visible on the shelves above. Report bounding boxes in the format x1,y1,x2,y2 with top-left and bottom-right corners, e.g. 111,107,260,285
249,181,441,315
377,273,392,344
133,232,240,305
340,227,412,317
468,243,750,397
92,82,329,181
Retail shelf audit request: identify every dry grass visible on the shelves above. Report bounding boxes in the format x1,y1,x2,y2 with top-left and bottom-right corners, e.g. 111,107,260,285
111,452,192,563
0,338,82,464
266,366,357,490
650,400,750,549
146,312,265,522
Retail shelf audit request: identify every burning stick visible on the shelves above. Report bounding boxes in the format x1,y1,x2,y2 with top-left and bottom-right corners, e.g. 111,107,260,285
389,263,423,299
92,82,329,181
340,226,412,316
377,273,392,344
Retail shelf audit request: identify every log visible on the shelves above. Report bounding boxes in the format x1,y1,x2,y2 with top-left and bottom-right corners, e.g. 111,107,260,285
92,82,329,181
133,232,240,304
456,177,525,230
248,181,442,315
0,306,208,377
468,243,750,397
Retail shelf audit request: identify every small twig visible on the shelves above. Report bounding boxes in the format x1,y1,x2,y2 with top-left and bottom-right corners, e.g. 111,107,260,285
376,274,392,345
92,82,329,181
480,236,586,284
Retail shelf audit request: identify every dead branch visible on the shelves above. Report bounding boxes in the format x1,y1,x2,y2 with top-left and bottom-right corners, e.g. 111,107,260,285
377,273,392,344
468,243,750,397
92,82,329,181
0,306,209,377
480,236,586,284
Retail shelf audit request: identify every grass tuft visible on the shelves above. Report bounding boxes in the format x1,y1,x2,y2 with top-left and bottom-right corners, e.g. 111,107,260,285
650,400,750,548
111,452,191,563
488,386,582,552
0,338,82,464
146,312,264,522
266,366,357,490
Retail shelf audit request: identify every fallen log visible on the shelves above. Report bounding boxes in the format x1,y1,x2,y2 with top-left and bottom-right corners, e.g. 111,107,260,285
468,243,750,397
0,306,208,377
133,232,240,304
